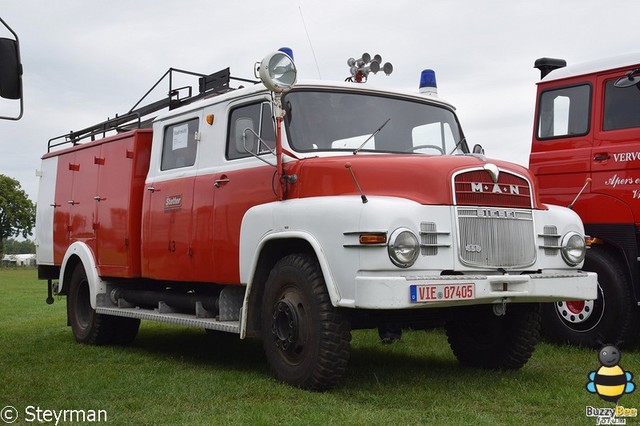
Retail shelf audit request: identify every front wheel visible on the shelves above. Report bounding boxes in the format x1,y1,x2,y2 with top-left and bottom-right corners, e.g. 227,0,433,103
261,254,351,391
542,246,639,347
445,303,541,370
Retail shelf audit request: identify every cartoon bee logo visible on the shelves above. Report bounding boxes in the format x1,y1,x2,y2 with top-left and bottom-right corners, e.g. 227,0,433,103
586,345,635,403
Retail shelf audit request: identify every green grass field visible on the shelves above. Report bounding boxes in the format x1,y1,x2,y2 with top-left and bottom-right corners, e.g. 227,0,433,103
0,268,637,425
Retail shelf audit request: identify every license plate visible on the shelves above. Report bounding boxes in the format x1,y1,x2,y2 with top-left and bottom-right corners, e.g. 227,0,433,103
410,283,475,303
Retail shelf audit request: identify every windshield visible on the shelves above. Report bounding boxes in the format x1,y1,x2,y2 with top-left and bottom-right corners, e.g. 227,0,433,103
283,89,466,155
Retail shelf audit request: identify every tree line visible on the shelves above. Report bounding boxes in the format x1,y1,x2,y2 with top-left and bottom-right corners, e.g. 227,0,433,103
0,174,35,257
3,238,36,254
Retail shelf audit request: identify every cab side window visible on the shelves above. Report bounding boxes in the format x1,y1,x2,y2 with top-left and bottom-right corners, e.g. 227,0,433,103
603,80,640,131
227,102,275,160
161,118,199,170
537,84,590,139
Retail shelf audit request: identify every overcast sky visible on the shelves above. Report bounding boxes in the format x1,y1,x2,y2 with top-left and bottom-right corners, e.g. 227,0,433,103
1,0,639,202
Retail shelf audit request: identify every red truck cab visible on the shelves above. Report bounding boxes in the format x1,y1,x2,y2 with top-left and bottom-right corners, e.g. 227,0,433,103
530,54,640,346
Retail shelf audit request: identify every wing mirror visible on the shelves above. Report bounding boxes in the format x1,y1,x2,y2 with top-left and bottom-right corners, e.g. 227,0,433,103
0,17,23,120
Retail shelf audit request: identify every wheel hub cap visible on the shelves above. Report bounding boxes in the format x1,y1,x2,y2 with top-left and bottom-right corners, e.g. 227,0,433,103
556,299,594,323
272,299,299,351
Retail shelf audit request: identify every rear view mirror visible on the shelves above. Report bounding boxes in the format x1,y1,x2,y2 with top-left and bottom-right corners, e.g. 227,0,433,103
235,117,256,154
472,144,485,155
0,38,21,100
614,68,640,88
0,17,23,120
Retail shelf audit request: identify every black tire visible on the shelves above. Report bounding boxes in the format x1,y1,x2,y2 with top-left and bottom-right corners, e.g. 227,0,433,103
68,264,139,345
110,316,141,346
542,246,639,348
445,303,541,370
261,254,351,391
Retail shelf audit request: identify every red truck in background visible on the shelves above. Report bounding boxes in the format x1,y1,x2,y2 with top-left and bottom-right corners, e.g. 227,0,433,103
531,54,640,347
29,50,598,391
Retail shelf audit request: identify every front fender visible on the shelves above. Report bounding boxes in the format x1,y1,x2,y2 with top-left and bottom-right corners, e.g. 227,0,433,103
243,229,342,305
240,196,367,306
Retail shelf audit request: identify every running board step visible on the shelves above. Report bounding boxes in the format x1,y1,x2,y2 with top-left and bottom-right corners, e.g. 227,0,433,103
95,306,240,334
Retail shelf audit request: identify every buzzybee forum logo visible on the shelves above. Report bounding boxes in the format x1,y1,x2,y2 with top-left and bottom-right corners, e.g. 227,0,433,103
585,345,637,424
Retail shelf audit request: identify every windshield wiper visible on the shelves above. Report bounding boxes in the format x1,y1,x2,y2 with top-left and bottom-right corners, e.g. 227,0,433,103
353,118,391,155
448,136,466,155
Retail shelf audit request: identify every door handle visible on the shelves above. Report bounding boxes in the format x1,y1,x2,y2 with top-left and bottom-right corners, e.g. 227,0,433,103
593,153,611,162
214,178,230,188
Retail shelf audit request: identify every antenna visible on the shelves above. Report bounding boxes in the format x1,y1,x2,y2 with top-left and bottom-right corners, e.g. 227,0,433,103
298,6,322,78
345,162,368,204
568,178,591,210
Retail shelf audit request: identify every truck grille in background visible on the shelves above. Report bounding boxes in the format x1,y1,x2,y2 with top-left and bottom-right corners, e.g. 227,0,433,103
454,170,532,208
457,208,535,268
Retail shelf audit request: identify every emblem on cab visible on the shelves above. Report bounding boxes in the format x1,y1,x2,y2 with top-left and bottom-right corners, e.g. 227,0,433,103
465,244,482,253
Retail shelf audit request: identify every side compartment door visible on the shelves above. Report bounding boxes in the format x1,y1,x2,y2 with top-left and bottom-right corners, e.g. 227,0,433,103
52,152,75,264
95,137,134,274
143,115,201,281
94,133,154,278
68,147,100,248
529,82,593,206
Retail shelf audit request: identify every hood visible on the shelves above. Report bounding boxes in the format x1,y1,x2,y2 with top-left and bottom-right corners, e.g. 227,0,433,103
284,154,542,208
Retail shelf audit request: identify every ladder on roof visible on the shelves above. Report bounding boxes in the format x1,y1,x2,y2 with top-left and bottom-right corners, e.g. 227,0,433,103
47,67,258,152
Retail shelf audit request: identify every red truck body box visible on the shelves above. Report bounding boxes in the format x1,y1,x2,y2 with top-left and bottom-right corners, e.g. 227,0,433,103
44,129,152,277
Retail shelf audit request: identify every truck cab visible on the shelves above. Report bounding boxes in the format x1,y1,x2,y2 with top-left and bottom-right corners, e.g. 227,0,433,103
530,54,640,347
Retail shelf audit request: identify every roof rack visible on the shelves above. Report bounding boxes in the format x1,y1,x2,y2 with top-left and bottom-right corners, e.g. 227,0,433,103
47,67,258,152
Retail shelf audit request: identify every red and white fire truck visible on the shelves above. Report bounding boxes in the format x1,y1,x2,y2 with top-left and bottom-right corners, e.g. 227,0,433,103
531,54,640,347
33,50,596,390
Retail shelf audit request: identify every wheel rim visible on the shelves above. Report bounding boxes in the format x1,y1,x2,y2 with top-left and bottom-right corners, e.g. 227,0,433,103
272,299,299,351
270,288,308,364
554,283,604,331
75,280,92,329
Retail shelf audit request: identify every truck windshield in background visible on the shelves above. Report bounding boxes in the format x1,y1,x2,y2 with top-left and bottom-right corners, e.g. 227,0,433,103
536,85,590,139
284,90,465,155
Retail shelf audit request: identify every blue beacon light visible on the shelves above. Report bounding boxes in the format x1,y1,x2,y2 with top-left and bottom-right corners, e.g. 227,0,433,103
419,69,437,95
278,47,294,60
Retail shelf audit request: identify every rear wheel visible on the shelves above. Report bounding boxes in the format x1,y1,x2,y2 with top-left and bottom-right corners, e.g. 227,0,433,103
542,246,638,347
445,303,541,369
261,254,351,391
68,264,139,345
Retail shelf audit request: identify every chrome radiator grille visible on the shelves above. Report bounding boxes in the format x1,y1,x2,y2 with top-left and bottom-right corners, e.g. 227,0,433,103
457,207,535,268
454,170,532,208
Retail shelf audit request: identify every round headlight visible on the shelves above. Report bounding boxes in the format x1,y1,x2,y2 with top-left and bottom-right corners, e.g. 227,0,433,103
561,232,586,266
259,51,297,93
388,228,419,268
